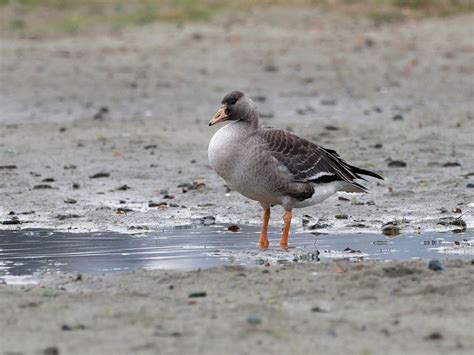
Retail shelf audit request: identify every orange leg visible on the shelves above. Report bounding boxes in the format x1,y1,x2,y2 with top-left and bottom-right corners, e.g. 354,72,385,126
258,208,271,249
279,210,292,250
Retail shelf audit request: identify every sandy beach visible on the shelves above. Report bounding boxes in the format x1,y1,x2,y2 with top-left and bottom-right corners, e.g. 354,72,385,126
0,4,473,354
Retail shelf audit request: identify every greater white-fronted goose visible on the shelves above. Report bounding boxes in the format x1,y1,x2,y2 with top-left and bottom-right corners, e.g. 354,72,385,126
208,91,382,249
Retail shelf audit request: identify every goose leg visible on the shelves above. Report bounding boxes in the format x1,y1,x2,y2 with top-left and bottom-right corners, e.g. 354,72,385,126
279,210,292,250
258,207,271,249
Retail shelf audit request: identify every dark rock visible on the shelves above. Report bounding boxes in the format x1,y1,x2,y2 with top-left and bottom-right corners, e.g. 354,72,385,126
442,162,461,167
59,127,66,133
148,202,167,208
382,224,401,237
428,260,443,271
366,200,376,206
63,164,76,170
348,223,367,228
0,165,17,169
33,184,53,189
371,143,383,149
89,172,110,179
163,194,175,199
309,223,331,230
72,183,80,189
392,114,403,120
424,332,443,341
365,38,375,47
466,181,474,188
338,196,350,202
202,216,216,225
320,99,337,106
387,160,407,168
64,198,77,204
115,185,131,191
264,64,278,72
373,106,383,113
227,224,240,232
311,306,327,313
8,211,15,215
144,144,157,149
169,203,179,208
116,207,133,213
2,218,21,225
42,178,55,182
246,315,262,325
335,214,348,220
188,291,207,298
43,347,59,355
93,106,109,120
324,125,340,131
56,214,81,220
61,324,86,331
437,217,466,231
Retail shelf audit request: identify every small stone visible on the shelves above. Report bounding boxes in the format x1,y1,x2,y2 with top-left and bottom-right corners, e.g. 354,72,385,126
43,346,59,355
324,125,340,131
33,184,53,189
246,315,262,325
116,185,131,191
202,216,216,225
93,106,109,120
382,224,400,237
72,183,80,189
428,260,443,272
56,214,80,220
371,143,383,149
169,203,179,208
338,196,350,202
59,127,66,133
163,194,175,199
89,172,110,179
264,64,278,72
392,114,403,120
227,224,240,232
424,332,443,341
320,99,337,106
188,291,207,298
148,202,167,208
2,218,21,225
442,162,461,167
64,198,77,204
466,182,474,188
0,165,17,169
63,164,76,170
144,144,157,149
116,207,133,213
335,214,348,220
387,160,407,168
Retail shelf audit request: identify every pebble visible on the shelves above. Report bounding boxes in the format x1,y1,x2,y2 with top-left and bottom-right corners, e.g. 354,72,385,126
246,315,262,325
63,164,76,170
148,201,167,207
202,216,216,225
116,185,131,191
320,99,337,106
428,260,443,271
188,291,207,298
56,214,80,220
387,160,407,168
437,217,466,230
144,144,157,149
2,218,21,225
467,182,474,188
227,224,240,232
392,114,403,120
89,172,110,179
116,207,133,213
33,184,53,189
0,165,17,169
442,162,461,167
72,183,80,189
335,214,348,219
382,224,401,237
43,347,59,355
324,125,340,131
93,106,109,120
64,198,77,204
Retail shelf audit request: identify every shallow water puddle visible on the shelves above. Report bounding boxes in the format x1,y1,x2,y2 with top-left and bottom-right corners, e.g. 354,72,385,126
0,226,472,280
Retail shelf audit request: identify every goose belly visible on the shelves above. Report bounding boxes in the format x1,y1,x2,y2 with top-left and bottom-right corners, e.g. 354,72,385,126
293,182,342,208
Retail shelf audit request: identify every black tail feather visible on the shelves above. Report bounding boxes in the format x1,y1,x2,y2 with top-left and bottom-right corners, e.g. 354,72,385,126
350,166,384,180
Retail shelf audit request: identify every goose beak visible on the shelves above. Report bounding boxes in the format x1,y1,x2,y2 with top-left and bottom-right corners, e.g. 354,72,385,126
209,105,229,126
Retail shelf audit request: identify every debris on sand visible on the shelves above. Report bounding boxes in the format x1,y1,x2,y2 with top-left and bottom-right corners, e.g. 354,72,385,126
382,222,401,237
227,224,240,232
2,217,21,225
89,172,110,179
0,165,17,169
437,217,466,231
93,106,109,120
387,159,407,168
33,184,53,189
246,315,262,325
428,260,443,272
188,291,207,298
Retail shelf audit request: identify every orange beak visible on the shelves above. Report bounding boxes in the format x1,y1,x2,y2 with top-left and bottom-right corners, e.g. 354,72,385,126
209,105,229,126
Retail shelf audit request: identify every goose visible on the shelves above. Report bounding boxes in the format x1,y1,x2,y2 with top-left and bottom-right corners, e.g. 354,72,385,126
208,91,382,249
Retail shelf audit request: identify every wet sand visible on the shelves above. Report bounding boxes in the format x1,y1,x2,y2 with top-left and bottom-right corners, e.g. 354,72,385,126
0,6,473,355
1,260,473,355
